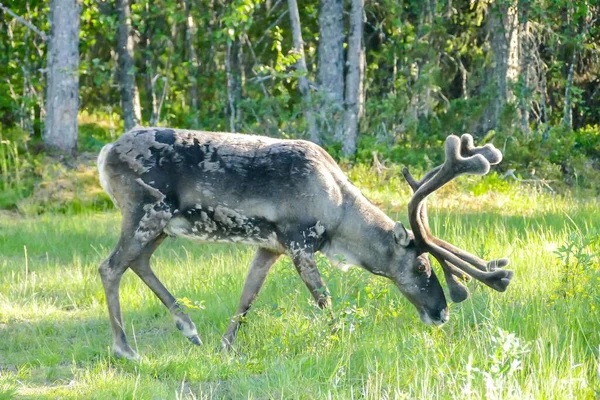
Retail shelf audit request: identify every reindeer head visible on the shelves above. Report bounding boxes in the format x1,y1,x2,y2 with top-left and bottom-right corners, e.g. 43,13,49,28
396,134,513,324
388,222,449,325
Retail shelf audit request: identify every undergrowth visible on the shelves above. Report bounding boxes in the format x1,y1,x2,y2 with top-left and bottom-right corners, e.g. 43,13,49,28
1,119,600,214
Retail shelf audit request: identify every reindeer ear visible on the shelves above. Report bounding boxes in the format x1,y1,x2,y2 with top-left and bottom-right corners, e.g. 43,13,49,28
393,222,411,246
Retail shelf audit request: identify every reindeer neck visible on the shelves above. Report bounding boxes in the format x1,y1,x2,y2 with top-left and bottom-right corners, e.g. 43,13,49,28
321,186,397,276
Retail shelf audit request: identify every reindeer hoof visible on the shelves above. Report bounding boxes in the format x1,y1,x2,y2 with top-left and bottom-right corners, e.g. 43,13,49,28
187,334,202,346
220,337,235,352
114,345,140,362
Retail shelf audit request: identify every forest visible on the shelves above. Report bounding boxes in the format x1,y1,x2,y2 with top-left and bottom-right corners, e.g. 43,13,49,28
0,0,599,398
1,0,600,173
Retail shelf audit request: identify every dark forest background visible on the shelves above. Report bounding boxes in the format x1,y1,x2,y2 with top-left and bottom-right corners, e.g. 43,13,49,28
2,0,600,194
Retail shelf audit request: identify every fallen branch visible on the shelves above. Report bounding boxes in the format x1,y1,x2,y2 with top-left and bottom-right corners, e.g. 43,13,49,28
503,169,556,193
372,151,390,176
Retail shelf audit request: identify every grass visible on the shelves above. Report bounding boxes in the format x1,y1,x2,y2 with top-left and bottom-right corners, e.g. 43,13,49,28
0,180,599,399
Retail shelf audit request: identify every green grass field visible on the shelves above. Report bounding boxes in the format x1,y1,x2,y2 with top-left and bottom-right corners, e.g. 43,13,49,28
0,181,599,399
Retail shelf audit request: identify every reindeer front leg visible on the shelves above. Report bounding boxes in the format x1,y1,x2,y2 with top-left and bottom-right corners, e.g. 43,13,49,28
129,233,201,346
222,248,281,350
291,251,331,309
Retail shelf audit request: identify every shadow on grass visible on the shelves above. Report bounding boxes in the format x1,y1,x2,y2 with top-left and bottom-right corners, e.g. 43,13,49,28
2,209,594,262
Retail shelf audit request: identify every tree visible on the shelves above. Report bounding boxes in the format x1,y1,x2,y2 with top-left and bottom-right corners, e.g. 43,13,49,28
183,0,200,126
226,37,243,132
6,0,600,164
482,0,519,134
287,0,319,144
562,3,592,130
116,0,142,131
342,0,365,156
317,0,344,142
44,0,81,154
518,0,531,136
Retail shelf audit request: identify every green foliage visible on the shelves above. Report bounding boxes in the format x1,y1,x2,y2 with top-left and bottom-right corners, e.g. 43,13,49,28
465,172,513,196
2,0,600,191
553,231,600,302
0,127,37,209
222,0,263,39
461,328,531,399
574,125,600,159
493,125,600,192
2,0,600,206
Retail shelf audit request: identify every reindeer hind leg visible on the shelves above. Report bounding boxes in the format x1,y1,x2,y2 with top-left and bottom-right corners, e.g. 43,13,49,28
99,240,137,360
99,199,174,360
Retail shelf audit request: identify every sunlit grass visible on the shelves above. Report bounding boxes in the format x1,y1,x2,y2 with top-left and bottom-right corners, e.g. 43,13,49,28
0,185,599,398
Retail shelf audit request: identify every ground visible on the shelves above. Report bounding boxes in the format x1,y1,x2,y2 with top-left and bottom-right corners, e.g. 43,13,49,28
0,178,599,399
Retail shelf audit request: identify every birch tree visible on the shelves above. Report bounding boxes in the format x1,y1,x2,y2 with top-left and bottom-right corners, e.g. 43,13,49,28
342,0,364,156
287,0,319,144
116,0,142,131
183,0,200,126
317,0,344,142
483,0,519,133
44,0,80,153
226,37,243,132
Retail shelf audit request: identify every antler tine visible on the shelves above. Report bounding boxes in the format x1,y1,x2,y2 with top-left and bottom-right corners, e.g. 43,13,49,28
434,239,510,271
460,134,503,165
439,259,470,303
408,136,489,209
427,238,514,292
402,166,441,192
404,134,513,298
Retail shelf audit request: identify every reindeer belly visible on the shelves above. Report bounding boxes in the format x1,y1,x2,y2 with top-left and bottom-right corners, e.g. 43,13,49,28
164,204,282,250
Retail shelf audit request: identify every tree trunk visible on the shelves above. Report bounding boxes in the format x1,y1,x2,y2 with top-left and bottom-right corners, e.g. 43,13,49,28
358,28,366,120
562,7,591,131
21,19,33,137
317,0,344,142
483,0,519,133
44,0,80,154
151,21,177,126
518,0,531,135
342,0,364,156
141,2,157,126
287,0,319,144
116,0,141,131
183,0,200,126
226,37,242,132
562,49,576,130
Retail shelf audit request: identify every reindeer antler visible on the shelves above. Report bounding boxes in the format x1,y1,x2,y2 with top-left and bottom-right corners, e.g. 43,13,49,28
403,134,513,303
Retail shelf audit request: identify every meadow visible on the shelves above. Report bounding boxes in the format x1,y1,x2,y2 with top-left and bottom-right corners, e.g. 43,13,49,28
0,172,599,399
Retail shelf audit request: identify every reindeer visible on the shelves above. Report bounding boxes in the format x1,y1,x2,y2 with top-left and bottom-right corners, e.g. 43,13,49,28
97,128,513,360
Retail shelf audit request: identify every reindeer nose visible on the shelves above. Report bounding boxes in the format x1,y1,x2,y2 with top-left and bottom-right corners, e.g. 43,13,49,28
439,307,449,323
